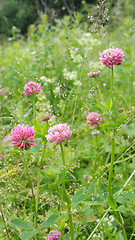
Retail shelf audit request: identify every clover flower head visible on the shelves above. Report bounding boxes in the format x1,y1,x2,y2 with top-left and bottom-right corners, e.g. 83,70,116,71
99,48,124,67
46,123,72,145
24,81,41,95
87,71,101,77
91,131,100,135
42,115,50,121
46,230,61,240
87,112,101,126
11,124,37,150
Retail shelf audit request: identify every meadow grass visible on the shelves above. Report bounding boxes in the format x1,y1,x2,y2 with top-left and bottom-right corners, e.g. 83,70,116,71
0,1,135,239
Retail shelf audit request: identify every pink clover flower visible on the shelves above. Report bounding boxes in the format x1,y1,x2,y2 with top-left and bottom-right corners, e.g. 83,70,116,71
46,123,72,145
11,124,37,151
87,112,101,126
24,81,41,95
46,230,61,240
99,48,124,67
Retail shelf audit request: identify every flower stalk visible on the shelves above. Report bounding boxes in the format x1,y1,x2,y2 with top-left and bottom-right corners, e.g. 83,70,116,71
108,66,127,240
60,142,74,240
23,154,37,228
33,92,36,120
92,135,98,180
35,141,46,227
0,204,10,240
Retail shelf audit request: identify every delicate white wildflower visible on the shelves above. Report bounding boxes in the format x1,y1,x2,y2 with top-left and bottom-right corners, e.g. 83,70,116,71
63,68,77,81
53,86,60,94
40,76,54,85
73,80,82,86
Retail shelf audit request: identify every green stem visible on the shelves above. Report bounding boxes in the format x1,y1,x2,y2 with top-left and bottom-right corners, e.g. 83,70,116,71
33,93,36,120
67,204,74,240
129,224,135,240
60,142,74,240
110,66,113,101
35,142,46,227
108,66,115,196
108,129,115,196
60,142,66,198
92,135,98,180
0,204,10,240
108,66,127,240
35,164,40,226
23,155,37,228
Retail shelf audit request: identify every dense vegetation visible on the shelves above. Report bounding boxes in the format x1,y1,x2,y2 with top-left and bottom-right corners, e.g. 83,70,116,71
0,0,96,35
0,0,135,239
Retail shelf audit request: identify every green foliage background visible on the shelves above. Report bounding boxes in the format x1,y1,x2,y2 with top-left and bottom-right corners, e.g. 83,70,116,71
0,0,135,239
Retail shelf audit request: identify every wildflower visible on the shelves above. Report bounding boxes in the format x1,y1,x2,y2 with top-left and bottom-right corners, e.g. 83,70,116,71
46,123,72,145
42,115,50,121
83,175,92,180
24,81,41,95
87,71,101,77
11,124,37,150
46,230,61,240
33,189,37,196
99,48,124,67
91,131,100,135
87,175,92,179
87,112,101,126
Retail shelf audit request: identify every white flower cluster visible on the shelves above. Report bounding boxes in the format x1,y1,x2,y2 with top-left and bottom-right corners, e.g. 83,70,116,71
69,47,83,63
63,68,77,81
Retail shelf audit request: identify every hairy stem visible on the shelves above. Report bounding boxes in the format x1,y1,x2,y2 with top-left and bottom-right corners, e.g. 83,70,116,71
0,204,10,240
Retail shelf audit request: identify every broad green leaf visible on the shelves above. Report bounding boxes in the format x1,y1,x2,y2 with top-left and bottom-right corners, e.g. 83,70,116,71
92,105,103,113
32,120,41,133
106,97,112,111
87,183,95,195
101,123,116,128
38,214,58,230
98,102,107,111
116,114,129,128
34,133,45,139
20,230,38,240
118,231,124,240
42,122,48,135
123,191,135,201
72,188,86,207
108,195,117,209
72,194,86,207
39,184,52,195
116,205,126,212
10,219,34,230
72,187,86,199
